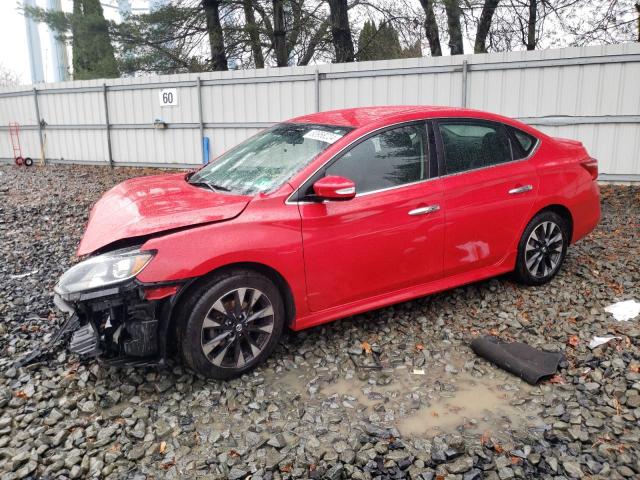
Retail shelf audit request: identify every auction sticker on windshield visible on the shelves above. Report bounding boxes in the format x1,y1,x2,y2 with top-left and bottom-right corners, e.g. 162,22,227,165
303,129,345,144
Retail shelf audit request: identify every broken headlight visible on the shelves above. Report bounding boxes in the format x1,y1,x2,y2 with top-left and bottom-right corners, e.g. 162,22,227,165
54,249,155,295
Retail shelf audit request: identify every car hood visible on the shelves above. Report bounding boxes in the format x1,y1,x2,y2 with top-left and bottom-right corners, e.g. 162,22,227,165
77,173,251,256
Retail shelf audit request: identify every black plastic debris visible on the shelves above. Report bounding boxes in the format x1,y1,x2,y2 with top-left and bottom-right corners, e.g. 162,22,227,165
470,335,564,385
14,314,80,368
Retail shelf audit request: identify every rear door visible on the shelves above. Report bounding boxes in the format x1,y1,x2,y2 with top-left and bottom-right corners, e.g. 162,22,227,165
435,119,539,277
296,121,445,312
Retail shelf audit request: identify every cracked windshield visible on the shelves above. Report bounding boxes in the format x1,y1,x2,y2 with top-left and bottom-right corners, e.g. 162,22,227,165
189,123,352,195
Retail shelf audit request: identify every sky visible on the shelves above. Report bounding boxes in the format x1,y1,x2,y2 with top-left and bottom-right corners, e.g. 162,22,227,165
0,1,150,85
1,1,33,84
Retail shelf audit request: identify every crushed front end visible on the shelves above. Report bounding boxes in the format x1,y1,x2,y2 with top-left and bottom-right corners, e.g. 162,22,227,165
51,247,181,367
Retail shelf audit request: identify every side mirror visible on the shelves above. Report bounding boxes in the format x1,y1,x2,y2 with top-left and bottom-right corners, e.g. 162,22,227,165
313,176,356,201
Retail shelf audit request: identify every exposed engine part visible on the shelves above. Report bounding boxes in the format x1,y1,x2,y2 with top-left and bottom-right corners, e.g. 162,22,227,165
124,319,158,356
66,288,163,362
69,323,99,357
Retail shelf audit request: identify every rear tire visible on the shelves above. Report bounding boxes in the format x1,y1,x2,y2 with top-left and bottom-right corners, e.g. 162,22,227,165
513,211,569,285
179,269,284,380
24,157,33,167
15,156,23,166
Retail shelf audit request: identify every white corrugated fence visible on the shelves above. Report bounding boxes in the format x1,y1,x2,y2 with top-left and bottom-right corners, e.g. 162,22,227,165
1,43,639,181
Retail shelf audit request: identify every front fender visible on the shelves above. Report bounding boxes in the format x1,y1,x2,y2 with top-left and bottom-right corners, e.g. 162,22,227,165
136,194,309,320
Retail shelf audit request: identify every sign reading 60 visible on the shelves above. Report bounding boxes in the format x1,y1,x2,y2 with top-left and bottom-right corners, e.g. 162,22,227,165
159,88,178,107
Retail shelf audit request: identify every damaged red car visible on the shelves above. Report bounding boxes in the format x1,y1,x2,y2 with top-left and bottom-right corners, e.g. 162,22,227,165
53,106,601,379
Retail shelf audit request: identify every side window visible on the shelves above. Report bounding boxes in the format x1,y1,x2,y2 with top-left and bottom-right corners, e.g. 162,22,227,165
325,124,427,194
438,121,512,175
511,128,537,159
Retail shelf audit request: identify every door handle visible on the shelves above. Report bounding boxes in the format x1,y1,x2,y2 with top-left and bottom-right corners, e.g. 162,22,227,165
408,205,440,216
508,184,533,195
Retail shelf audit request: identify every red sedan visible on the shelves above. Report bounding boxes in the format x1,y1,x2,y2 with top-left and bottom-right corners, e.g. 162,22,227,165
53,106,600,379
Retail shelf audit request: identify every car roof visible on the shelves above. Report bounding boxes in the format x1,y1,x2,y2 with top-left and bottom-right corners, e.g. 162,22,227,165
288,105,491,128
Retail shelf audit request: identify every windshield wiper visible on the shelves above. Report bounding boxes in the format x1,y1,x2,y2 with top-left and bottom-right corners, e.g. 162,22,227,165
208,183,230,192
188,180,231,192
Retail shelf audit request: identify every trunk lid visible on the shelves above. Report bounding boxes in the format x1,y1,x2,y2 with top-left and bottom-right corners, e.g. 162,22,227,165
77,173,251,255
553,137,584,148
553,136,590,161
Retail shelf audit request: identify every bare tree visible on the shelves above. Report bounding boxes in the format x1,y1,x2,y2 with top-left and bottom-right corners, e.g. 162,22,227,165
327,0,355,62
443,0,464,54
636,2,640,41
474,0,501,52
248,0,333,67
271,0,288,65
242,0,265,67
0,63,21,87
25,0,640,77
418,0,499,55
202,0,229,70
418,0,443,55
296,18,331,65
526,0,537,49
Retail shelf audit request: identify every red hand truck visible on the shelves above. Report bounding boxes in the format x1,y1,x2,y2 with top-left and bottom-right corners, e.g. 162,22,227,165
8,122,33,167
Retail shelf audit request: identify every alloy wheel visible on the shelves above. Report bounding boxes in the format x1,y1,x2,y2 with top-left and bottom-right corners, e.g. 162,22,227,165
200,287,275,368
524,221,564,278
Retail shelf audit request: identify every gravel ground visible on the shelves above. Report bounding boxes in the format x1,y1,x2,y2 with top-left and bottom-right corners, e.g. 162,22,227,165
0,164,639,480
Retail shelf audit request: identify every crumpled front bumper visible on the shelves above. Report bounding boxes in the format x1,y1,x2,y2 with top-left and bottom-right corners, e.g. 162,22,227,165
49,280,181,367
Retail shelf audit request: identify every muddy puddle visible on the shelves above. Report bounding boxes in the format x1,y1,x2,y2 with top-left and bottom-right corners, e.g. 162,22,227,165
322,376,408,407
321,372,538,437
395,377,526,437
263,367,313,396
259,361,541,441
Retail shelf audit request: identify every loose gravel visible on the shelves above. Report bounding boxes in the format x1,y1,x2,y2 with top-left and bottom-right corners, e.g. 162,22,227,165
0,164,639,480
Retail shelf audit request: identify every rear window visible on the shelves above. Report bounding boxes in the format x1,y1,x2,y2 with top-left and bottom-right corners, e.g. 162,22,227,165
511,128,537,157
438,121,512,174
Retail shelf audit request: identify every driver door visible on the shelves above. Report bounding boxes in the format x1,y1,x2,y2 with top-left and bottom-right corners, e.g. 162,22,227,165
297,122,445,312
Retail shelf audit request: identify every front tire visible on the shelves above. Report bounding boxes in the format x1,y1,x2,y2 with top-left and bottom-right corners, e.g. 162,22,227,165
180,270,284,380
514,211,569,285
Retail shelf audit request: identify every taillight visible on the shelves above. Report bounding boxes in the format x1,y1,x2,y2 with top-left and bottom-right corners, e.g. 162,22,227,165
581,157,598,180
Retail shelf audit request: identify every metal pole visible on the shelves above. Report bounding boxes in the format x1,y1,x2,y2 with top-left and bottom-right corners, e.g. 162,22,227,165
197,77,205,163
461,60,468,108
33,87,45,165
102,84,114,168
314,69,320,113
